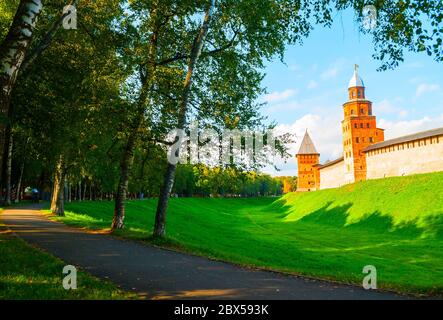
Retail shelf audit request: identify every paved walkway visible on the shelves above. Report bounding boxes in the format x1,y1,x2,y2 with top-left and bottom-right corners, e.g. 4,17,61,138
1,205,405,299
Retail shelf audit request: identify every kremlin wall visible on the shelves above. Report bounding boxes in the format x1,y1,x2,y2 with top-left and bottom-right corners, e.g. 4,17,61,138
296,65,443,191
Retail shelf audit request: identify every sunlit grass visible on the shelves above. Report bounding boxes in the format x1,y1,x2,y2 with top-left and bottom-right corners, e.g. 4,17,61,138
52,171,443,296
0,214,137,300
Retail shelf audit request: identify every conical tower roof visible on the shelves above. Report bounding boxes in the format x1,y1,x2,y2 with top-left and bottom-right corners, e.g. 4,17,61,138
297,131,319,155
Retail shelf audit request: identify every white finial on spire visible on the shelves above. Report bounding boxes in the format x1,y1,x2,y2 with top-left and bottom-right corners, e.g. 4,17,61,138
348,64,364,88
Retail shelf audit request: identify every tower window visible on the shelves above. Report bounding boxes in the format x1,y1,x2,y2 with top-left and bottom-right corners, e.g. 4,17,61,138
360,108,364,114
351,109,355,115
369,137,373,143
356,137,360,143
367,123,370,128
354,123,358,128
358,91,361,98
360,123,363,128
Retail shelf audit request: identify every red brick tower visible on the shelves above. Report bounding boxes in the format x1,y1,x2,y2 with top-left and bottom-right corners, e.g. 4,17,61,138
296,131,320,191
342,65,384,183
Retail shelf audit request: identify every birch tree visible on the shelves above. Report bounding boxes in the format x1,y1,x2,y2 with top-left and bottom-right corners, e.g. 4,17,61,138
10,0,124,213
1,0,78,205
0,0,43,195
153,0,215,237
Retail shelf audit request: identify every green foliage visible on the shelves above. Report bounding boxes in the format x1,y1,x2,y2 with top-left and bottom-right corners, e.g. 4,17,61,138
10,0,127,192
276,175,298,192
335,0,443,70
173,164,283,197
129,143,168,196
0,0,18,40
56,171,443,295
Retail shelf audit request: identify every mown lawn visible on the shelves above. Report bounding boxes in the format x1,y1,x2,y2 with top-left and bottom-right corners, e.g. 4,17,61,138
0,211,137,300
52,172,443,296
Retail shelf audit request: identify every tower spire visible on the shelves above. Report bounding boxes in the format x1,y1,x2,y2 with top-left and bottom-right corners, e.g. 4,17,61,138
297,131,319,155
348,64,364,88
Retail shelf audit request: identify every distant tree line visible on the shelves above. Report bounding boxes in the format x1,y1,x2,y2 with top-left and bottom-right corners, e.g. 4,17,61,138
173,164,284,197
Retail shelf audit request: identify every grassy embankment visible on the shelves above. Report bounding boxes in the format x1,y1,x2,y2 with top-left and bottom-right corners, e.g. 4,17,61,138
52,171,443,295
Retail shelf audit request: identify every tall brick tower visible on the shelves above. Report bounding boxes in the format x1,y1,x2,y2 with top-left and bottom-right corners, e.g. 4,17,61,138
342,65,384,183
296,131,320,191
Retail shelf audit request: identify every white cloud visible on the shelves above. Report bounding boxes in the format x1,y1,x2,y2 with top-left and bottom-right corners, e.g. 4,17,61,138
320,66,339,80
374,99,397,114
320,59,346,80
263,113,343,176
404,61,423,69
263,113,443,177
399,110,409,118
307,80,318,89
373,99,408,117
409,77,422,84
415,83,440,97
263,89,298,103
289,63,301,71
265,100,302,113
378,115,443,140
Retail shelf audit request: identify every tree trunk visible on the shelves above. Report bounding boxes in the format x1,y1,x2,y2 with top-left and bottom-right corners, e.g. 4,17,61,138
153,163,177,237
78,181,82,201
112,131,137,230
111,0,161,231
3,127,12,205
50,155,65,216
15,157,25,203
21,0,80,72
14,136,29,203
153,0,215,238
0,0,43,175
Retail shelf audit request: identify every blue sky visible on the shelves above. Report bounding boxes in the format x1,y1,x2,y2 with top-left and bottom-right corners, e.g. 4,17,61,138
261,9,443,176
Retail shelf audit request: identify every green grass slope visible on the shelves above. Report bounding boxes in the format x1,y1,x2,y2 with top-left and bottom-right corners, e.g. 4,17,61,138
55,172,443,296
